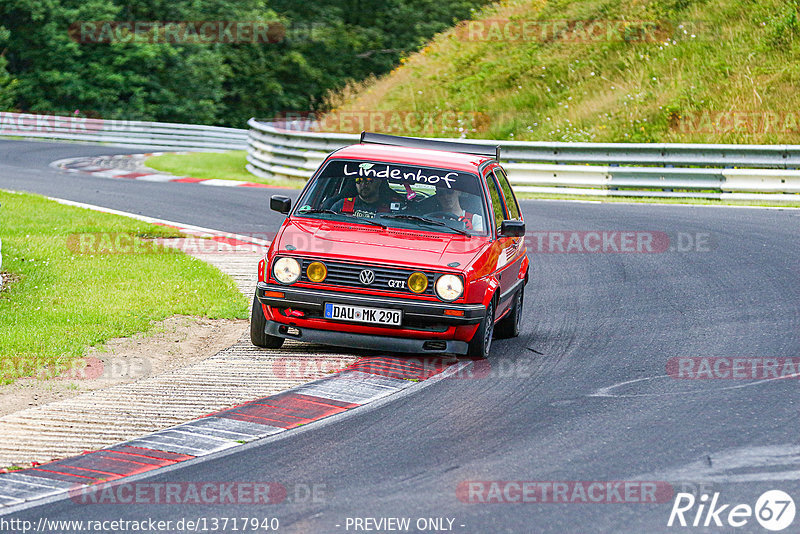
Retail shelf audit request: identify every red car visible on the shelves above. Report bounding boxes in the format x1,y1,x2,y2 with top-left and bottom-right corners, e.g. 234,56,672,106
251,132,528,358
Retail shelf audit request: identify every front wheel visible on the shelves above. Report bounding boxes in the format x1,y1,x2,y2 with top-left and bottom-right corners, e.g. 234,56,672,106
467,298,495,358
250,295,285,349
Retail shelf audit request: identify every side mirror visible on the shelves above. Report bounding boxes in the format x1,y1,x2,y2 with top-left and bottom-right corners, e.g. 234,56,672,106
270,195,292,214
500,220,525,237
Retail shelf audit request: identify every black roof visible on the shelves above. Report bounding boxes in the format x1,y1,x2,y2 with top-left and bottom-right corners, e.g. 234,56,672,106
360,131,500,162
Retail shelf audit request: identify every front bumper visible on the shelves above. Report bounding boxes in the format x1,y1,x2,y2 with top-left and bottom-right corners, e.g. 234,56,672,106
264,321,470,355
255,282,486,326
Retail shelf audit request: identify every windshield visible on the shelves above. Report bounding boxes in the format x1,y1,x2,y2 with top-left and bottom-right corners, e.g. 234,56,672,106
293,159,489,236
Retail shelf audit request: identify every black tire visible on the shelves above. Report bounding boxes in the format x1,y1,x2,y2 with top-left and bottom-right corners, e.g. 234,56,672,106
250,295,285,349
467,298,495,358
495,288,524,339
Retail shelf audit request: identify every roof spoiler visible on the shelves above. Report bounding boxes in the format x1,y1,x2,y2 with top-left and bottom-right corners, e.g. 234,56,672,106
360,131,500,162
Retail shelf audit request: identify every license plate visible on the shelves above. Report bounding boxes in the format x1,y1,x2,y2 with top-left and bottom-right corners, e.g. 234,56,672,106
324,303,402,326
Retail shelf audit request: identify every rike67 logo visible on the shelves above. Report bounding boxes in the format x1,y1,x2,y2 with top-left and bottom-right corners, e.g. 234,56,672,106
668,490,796,531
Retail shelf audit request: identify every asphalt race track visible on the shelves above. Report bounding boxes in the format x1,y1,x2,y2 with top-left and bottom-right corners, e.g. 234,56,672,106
2,139,800,532
0,140,292,232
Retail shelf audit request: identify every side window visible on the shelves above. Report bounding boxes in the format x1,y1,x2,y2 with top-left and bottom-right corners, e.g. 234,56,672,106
485,172,507,231
494,168,521,220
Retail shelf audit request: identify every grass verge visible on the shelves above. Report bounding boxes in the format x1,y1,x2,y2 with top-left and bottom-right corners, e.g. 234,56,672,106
0,189,248,384
146,150,304,188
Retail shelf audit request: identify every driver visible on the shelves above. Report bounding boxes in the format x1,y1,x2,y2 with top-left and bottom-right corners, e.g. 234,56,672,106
435,187,483,231
333,176,403,219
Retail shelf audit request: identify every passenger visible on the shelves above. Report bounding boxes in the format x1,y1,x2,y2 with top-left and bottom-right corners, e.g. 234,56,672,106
434,187,483,231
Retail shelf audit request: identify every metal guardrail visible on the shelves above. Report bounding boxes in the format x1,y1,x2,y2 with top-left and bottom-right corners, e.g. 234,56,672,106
0,112,248,151
246,119,800,201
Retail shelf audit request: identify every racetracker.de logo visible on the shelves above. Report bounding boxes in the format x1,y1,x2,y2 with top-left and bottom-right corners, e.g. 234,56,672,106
457,481,674,504
455,19,711,43
66,232,274,255
524,231,714,253
526,231,669,253
269,357,529,381
270,110,490,136
69,482,287,505
0,355,151,381
0,112,103,134
667,357,800,380
69,21,290,44
672,110,800,135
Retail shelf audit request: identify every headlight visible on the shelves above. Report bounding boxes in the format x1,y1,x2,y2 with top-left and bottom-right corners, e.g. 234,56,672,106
435,274,464,301
307,261,327,283
407,272,428,293
273,257,301,284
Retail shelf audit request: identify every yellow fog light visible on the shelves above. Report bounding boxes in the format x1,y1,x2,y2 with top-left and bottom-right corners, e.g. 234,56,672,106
307,261,327,282
407,272,428,294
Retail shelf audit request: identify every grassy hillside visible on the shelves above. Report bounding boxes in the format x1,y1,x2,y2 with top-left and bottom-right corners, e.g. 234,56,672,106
326,0,800,144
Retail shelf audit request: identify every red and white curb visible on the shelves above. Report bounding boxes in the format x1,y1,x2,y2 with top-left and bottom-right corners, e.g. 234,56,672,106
0,196,469,511
0,356,467,509
50,153,279,189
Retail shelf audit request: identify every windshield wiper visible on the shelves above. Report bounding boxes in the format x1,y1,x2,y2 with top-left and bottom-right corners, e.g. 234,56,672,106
341,214,386,229
380,214,471,236
296,208,339,216
296,207,386,229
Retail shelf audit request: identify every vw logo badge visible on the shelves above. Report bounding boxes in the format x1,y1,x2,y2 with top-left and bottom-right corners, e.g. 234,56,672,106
359,269,375,285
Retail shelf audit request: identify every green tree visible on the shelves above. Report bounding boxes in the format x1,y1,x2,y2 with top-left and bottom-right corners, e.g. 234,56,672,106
0,25,19,110
0,0,492,125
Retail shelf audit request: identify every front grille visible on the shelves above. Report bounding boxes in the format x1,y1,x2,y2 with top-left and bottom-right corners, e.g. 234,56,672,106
300,259,436,296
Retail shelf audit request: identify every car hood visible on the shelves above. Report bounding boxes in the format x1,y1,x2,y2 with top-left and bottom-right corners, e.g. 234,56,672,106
275,217,487,269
